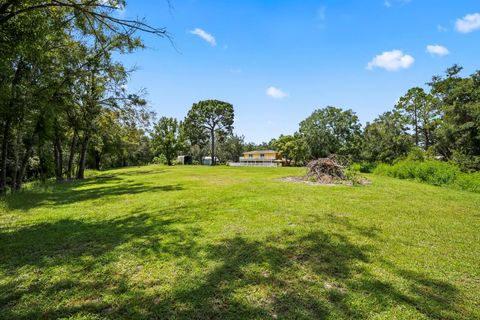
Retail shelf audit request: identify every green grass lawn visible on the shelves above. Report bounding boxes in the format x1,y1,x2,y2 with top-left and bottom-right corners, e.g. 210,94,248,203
1,165,479,319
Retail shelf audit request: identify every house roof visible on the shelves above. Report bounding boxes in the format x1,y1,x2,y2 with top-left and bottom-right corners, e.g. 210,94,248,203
243,150,277,154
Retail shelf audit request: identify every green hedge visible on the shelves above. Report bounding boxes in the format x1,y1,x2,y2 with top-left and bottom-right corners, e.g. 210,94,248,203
373,160,480,193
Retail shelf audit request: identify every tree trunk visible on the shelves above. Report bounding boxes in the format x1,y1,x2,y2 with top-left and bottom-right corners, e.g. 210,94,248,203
424,128,432,150
2,59,24,192
38,144,47,183
10,127,21,190
210,128,215,166
67,129,77,180
14,139,34,191
94,150,101,170
77,132,90,180
54,132,63,182
414,106,419,147
0,118,11,193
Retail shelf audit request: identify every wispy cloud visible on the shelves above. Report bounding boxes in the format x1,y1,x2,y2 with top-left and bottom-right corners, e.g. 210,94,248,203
455,13,480,33
228,68,242,74
266,86,288,99
189,28,217,46
384,0,411,8
426,44,450,56
367,50,414,71
317,6,327,21
437,25,448,32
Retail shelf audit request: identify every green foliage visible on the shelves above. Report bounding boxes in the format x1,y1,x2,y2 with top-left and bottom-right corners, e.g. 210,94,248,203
273,135,295,165
361,111,413,163
373,159,480,192
151,117,185,166
395,87,439,149
0,0,164,191
299,106,362,160
357,162,377,173
271,134,310,166
430,67,480,170
450,151,480,173
454,172,480,193
151,154,167,165
184,100,234,165
345,164,364,185
215,134,245,163
405,147,428,162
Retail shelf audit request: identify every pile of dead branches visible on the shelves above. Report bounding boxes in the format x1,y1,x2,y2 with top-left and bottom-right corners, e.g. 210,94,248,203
306,157,347,183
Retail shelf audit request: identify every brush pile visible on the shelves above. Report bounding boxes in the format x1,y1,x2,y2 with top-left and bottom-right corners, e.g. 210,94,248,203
306,157,347,183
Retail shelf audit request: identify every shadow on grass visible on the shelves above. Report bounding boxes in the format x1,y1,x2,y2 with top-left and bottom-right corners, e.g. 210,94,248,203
0,209,203,318
3,175,183,211
0,211,466,319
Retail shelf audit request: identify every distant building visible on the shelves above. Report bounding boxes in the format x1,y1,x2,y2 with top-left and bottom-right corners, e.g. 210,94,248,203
202,156,219,166
230,150,282,167
177,155,192,165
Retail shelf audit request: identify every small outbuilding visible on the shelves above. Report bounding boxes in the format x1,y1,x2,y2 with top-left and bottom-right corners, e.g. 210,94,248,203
202,156,219,166
177,155,193,165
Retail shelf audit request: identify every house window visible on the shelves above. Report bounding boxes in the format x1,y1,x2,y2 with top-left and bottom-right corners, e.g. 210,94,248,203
260,154,265,158
249,154,253,158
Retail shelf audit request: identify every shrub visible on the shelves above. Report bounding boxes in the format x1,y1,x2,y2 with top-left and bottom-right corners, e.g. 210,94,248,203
152,154,167,165
345,164,363,185
348,162,377,174
405,147,427,162
451,151,480,172
373,159,480,192
454,172,480,193
374,160,460,185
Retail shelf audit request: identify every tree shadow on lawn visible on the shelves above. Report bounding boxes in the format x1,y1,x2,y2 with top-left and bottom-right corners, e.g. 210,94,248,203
0,212,467,319
0,208,203,318
149,231,462,320
3,175,183,211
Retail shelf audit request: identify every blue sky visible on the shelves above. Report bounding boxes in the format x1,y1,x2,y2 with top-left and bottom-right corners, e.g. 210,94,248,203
116,0,480,143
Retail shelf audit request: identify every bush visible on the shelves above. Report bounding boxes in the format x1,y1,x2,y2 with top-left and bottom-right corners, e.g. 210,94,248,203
152,154,167,165
405,147,427,162
345,164,363,185
354,162,377,173
373,159,480,193
373,160,460,185
454,172,480,193
451,151,480,172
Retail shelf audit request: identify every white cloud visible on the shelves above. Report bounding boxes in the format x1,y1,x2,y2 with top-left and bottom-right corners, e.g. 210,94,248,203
367,50,414,71
266,86,288,99
455,13,480,33
189,28,217,46
426,44,450,56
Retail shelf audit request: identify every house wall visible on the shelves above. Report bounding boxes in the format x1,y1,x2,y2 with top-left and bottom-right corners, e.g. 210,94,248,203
241,151,278,160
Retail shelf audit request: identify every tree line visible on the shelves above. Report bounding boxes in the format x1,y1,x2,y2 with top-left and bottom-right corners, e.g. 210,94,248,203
151,65,480,173
0,0,166,193
2,2,478,193
276,65,479,170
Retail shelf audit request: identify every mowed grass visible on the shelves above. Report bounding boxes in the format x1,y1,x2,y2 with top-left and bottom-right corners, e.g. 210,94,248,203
0,165,479,320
